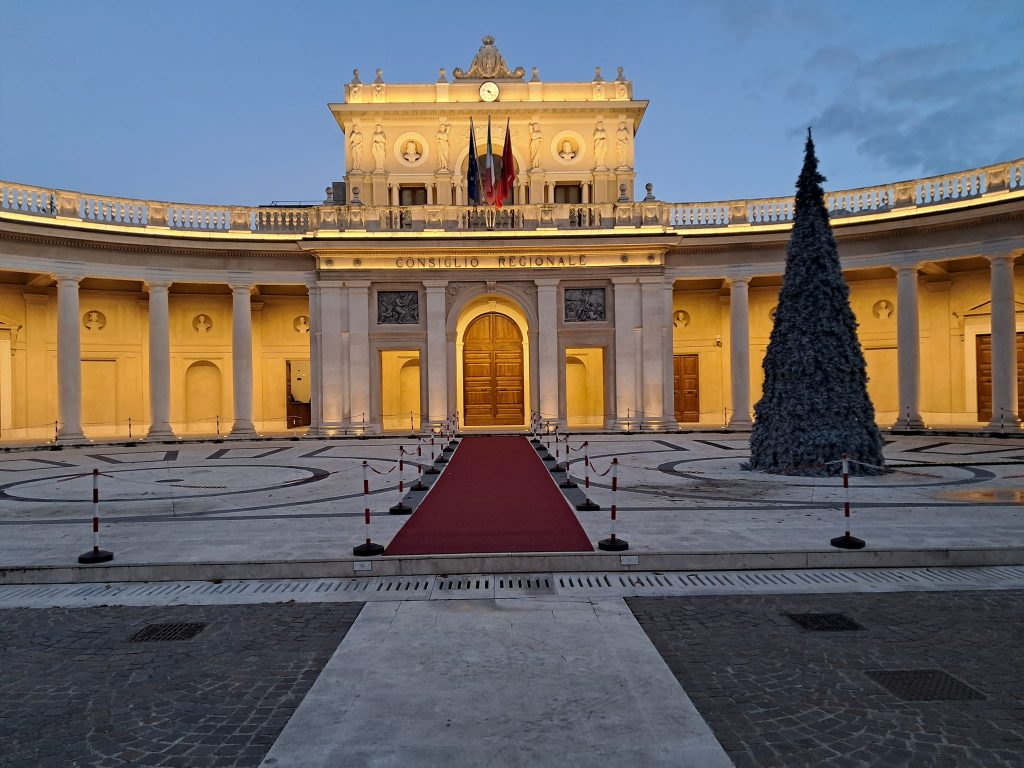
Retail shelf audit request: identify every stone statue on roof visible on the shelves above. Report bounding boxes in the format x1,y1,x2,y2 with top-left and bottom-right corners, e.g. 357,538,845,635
453,36,525,80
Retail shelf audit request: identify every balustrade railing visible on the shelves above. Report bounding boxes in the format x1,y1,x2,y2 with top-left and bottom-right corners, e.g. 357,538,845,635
2,157,1020,238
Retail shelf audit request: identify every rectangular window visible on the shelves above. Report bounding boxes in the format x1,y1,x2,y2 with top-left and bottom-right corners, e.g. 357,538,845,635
399,186,428,206
554,184,582,204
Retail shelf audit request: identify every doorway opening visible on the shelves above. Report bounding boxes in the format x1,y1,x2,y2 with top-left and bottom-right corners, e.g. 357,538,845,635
462,312,524,426
286,359,311,429
381,350,421,432
673,354,700,423
565,347,604,428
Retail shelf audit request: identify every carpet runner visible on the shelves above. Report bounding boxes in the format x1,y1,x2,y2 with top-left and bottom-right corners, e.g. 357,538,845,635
385,435,593,556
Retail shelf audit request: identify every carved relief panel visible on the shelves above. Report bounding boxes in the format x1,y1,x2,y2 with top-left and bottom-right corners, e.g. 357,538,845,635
564,288,606,322
377,291,420,324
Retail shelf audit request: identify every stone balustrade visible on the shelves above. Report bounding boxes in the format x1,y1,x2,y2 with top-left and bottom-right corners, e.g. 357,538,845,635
2,157,1021,240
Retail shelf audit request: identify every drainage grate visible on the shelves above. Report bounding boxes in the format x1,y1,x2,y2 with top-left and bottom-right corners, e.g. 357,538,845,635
129,622,208,642
786,613,863,632
865,669,985,701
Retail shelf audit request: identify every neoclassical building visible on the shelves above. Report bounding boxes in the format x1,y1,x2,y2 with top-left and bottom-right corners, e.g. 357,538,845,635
1,38,1022,443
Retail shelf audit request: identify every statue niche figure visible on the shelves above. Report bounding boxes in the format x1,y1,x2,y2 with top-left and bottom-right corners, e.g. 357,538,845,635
616,122,631,168
403,140,421,163
371,125,386,171
593,122,608,169
436,122,451,172
559,140,577,161
349,126,363,172
529,123,542,170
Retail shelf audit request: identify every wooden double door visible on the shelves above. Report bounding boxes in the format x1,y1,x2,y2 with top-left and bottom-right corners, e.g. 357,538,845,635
463,312,525,426
673,354,700,422
975,333,1024,421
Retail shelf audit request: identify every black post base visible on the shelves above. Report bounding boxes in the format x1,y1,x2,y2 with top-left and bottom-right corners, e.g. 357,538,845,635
559,479,578,489
435,455,449,464
410,480,427,491
389,502,412,515
424,466,440,475
550,463,565,474
530,438,542,446
353,541,385,557
542,455,556,463
830,533,866,550
598,536,628,552
77,549,114,564
576,499,601,511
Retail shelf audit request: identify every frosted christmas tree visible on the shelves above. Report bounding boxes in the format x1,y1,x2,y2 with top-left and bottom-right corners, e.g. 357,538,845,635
748,130,886,476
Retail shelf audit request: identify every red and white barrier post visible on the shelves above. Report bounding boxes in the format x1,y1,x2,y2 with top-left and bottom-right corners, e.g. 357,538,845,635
78,468,114,564
411,442,427,491
353,460,385,556
576,442,600,510
425,436,441,474
598,458,628,551
559,435,578,489
390,446,412,515
831,452,865,550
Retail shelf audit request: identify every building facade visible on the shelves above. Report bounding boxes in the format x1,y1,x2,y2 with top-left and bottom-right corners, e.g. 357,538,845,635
1,38,1023,443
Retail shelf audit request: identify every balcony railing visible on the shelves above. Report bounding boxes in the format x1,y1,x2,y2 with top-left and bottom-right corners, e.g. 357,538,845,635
2,158,1021,239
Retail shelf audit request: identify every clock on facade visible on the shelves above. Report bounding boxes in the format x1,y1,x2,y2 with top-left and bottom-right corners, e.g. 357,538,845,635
479,81,499,102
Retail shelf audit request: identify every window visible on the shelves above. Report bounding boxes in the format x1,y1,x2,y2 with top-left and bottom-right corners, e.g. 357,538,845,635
554,184,582,204
399,186,428,206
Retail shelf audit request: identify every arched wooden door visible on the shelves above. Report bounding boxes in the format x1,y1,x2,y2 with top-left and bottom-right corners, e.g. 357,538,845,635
463,312,524,426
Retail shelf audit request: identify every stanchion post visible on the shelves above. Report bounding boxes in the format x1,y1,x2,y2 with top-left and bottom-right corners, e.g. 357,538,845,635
78,469,114,564
425,437,441,473
559,435,579,489
598,458,628,551
831,452,865,550
354,461,385,556
390,446,412,515
576,443,601,510
411,443,427,490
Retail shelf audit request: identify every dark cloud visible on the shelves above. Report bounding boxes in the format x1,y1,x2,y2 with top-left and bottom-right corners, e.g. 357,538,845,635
800,41,1024,177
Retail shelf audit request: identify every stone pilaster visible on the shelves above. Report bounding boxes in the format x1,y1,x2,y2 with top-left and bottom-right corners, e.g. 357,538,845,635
612,278,640,430
347,281,372,433
535,278,560,426
56,276,85,442
727,276,752,429
424,280,449,428
317,282,344,435
145,281,174,438
986,254,1021,431
640,277,666,430
228,283,257,437
894,266,925,428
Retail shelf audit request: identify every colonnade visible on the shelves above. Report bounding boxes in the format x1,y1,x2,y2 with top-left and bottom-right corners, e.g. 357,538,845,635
44,252,1022,442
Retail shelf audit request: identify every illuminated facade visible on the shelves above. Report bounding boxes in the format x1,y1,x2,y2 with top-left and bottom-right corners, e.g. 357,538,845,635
1,38,1023,442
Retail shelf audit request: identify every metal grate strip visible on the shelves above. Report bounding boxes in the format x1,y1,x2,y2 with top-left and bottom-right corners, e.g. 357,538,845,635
129,622,207,642
865,669,984,701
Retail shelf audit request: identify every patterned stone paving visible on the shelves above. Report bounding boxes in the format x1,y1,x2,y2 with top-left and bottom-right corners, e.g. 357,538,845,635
0,602,362,767
628,590,1024,768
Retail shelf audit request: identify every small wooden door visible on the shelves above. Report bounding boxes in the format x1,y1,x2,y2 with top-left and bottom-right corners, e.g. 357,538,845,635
673,354,700,422
976,333,1024,421
463,313,525,426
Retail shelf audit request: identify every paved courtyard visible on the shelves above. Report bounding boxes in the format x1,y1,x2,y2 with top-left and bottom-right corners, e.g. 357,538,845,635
1,433,1024,573
3,433,1024,766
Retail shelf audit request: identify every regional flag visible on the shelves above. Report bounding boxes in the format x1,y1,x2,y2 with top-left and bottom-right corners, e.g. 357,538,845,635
496,118,515,209
483,116,496,205
467,118,481,205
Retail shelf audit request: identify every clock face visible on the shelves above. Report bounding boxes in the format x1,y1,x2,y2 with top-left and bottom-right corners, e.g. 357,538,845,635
479,81,499,102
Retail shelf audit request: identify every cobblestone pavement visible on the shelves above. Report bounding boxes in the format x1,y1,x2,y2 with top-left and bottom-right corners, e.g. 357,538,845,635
628,591,1024,768
0,602,362,768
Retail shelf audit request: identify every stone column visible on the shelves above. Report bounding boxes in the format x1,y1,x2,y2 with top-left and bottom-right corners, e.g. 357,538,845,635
535,278,560,426
307,284,322,435
662,281,677,425
317,282,344,434
347,281,372,433
229,283,257,437
612,278,640,429
56,276,84,442
727,276,752,428
894,266,925,428
640,277,666,430
987,254,1020,431
145,281,174,438
424,280,449,428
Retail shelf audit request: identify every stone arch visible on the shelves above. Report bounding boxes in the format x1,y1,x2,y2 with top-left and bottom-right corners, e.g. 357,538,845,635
450,289,534,429
185,360,223,433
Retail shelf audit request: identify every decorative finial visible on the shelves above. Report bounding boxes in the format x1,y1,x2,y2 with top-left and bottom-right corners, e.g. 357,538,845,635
616,66,625,82
351,68,361,84
618,183,628,203
530,66,540,82
374,68,384,84
644,183,656,201
593,66,604,82
350,187,362,205
438,67,448,83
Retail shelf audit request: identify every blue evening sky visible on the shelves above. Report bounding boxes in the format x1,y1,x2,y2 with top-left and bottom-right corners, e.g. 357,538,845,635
1,1,1021,206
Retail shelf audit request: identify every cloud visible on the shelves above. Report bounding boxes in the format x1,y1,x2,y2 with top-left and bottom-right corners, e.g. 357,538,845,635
799,41,1024,177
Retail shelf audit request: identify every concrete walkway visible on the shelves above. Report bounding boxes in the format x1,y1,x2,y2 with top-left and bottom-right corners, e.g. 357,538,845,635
259,598,732,768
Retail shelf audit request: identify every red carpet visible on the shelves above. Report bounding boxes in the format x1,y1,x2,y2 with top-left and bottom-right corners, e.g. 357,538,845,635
385,436,593,555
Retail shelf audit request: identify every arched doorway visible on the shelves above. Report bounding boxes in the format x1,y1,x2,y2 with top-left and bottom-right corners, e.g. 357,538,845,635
463,312,524,426
185,360,222,433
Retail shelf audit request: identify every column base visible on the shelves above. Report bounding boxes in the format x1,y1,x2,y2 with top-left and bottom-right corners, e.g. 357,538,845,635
146,424,176,440
726,417,753,430
891,415,926,430
55,430,86,445
229,420,258,438
613,418,638,433
985,418,1022,433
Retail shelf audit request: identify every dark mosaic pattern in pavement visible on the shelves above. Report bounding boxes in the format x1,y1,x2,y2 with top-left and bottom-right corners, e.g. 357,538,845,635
628,591,1024,768
0,602,362,767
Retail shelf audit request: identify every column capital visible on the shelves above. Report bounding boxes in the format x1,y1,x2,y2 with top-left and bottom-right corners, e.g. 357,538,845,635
345,280,372,290
893,264,920,276
228,282,253,294
724,274,751,287
53,275,81,286
145,281,172,293
534,277,560,289
422,279,449,290
989,253,1018,266
611,276,638,286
